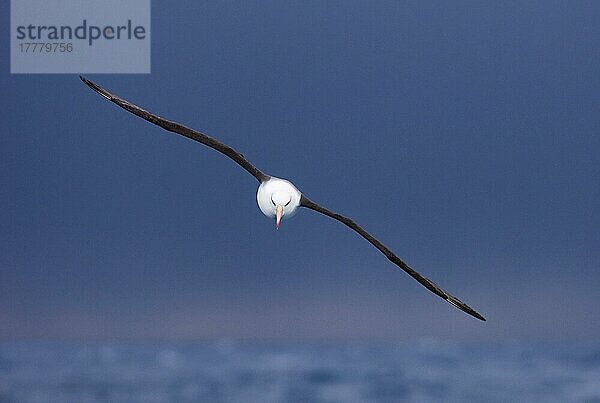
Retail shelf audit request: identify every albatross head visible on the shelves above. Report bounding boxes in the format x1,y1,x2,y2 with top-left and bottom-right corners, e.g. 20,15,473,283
256,177,301,229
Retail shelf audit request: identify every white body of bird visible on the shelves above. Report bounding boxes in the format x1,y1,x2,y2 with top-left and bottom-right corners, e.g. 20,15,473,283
256,177,301,229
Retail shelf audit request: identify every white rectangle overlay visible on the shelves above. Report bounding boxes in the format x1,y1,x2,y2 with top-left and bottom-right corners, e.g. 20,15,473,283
11,0,150,74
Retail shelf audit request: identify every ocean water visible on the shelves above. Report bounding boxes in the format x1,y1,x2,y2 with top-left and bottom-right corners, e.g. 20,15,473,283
1,340,599,403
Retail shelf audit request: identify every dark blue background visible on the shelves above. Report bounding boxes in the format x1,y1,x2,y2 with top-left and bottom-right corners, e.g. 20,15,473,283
1,1,598,341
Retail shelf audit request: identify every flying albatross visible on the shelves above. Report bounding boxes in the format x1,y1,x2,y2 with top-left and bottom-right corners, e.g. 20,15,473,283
80,76,486,321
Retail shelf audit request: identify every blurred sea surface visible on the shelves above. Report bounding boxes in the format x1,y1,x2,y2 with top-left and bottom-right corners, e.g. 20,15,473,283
1,340,599,402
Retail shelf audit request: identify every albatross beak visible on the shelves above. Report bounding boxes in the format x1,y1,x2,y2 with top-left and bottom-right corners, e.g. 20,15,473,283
276,205,283,230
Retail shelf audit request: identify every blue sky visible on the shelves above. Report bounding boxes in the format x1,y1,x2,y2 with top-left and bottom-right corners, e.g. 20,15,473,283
1,1,598,341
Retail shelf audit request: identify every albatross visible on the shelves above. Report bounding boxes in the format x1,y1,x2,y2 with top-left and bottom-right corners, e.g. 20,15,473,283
80,76,486,321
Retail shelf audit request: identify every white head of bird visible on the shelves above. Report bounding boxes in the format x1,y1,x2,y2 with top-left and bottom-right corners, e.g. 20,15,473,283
256,177,301,229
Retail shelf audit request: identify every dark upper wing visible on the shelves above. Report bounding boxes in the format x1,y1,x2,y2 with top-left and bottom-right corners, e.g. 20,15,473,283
80,76,270,183
300,195,486,321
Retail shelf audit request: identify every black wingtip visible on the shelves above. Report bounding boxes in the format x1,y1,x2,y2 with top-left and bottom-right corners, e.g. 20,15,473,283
79,76,113,100
473,312,487,321
460,307,486,322
79,75,93,88
447,296,486,321
459,303,486,322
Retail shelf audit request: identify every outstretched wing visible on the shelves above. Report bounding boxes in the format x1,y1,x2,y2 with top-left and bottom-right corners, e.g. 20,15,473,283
80,76,270,184
300,195,486,321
